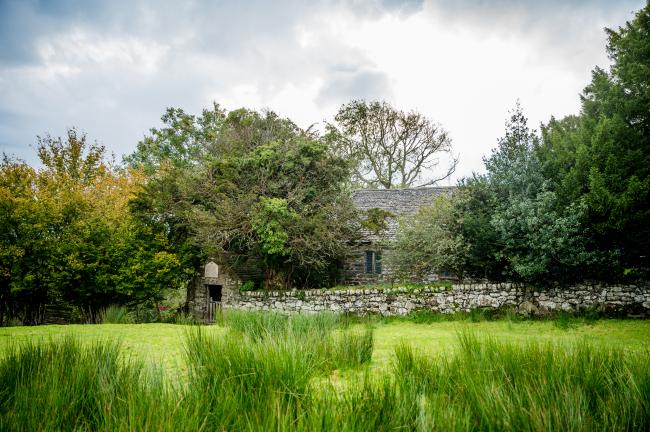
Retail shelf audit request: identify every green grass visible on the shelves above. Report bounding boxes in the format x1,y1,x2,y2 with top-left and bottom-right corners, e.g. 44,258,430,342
99,305,133,324
0,323,225,381
1,317,649,379
1,313,648,431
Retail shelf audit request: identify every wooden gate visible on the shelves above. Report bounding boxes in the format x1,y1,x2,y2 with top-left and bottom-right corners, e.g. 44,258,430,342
207,300,221,324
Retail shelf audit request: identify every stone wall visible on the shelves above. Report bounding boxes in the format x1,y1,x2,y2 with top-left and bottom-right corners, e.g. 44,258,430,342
223,283,650,316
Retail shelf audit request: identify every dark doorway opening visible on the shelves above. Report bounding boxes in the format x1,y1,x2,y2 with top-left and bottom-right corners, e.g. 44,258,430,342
207,284,222,302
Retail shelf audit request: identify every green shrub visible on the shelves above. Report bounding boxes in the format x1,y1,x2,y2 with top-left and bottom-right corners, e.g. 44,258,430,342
240,280,256,292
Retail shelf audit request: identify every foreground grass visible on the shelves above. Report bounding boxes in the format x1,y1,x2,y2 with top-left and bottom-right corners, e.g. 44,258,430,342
2,317,649,378
0,323,225,381
1,312,648,431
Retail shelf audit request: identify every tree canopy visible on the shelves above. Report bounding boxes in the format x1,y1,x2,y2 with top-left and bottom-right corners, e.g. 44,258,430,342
127,107,359,290
326,100,457,189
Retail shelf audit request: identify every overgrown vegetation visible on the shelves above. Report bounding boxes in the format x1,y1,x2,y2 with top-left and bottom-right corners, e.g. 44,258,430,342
0,312,647,431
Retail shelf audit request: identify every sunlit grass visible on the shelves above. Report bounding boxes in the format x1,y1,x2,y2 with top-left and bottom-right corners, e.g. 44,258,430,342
1,314,647,431
1,317,649,379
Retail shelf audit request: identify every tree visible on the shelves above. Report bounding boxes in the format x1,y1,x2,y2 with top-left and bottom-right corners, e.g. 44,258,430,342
0,156,39,324
125,105,360,290
188,137,358,289
539,2,650,278
389,195,468,281
124,105,223,174
483,100,545,199
1,129,189,324
458,104,603,284
453,176,507,281
326,100,457,189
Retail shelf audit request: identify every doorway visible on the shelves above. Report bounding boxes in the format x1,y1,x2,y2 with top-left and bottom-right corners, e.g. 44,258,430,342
207,284,222,302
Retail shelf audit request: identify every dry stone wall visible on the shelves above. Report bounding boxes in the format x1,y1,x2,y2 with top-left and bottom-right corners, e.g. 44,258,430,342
224,283,650,316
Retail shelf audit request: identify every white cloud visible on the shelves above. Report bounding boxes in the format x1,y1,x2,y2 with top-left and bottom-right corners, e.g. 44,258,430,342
0,0,645,182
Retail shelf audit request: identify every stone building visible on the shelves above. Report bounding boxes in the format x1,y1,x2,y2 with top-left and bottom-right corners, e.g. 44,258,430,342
187,186,455,320
186,261,240,322
343,186,455,284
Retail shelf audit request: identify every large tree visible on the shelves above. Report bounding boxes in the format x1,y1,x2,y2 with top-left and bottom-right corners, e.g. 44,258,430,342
326,100,457,189
539,2,650,278
456,104,604,284
181,109,359,289
126,106,360,289
1,129,187,324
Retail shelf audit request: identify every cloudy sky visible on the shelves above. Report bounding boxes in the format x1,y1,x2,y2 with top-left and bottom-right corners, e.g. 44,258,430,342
0,0,644,183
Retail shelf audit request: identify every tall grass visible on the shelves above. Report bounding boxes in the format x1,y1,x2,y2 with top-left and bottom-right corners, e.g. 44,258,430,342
99,305,133,324
0,312,647,431
388,332,650,431
0,338,148,430
182,311,374,429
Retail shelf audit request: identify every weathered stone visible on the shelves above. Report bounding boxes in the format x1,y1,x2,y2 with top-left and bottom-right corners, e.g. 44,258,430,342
194,278,650,318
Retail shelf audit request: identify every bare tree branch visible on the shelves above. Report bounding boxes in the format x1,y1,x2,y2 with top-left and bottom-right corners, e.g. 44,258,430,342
327,100,457,189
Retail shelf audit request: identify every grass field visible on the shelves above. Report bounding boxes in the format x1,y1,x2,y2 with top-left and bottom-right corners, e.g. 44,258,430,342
1,313,649,430
1,317,649,378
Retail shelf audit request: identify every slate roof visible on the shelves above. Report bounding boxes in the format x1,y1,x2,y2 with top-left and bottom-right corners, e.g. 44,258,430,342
352,186,456,242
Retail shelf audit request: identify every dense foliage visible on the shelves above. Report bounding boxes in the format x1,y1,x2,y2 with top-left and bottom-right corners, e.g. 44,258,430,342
0,131,187,324
127,107,359,290
391,4,649,284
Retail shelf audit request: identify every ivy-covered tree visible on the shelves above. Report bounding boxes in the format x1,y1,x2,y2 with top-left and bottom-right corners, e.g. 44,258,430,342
126,106,359,290
182,111,359,288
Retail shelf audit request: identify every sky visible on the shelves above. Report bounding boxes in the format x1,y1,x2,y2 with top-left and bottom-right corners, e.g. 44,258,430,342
0,0,645,183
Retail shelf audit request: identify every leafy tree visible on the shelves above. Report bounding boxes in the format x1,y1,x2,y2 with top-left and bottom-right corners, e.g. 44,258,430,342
124,105,223,174
125,106,359,290
0,157,40,324
389,195,468,281
167,108,359,289
453,176,507,281
326,100,457,189
125,107,305,288
540,2,650,278
1,129,189,324
460,104,602,284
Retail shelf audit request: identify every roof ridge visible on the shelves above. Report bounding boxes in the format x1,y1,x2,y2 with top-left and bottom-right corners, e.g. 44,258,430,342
353,185,456,192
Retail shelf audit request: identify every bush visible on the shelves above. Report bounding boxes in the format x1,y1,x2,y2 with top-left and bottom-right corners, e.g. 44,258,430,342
240,280,256,292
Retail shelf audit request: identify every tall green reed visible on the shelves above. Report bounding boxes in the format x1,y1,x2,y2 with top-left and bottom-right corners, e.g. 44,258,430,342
99,305,133,324
1,313,647,431
182,311,373,430
0,338,140,430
